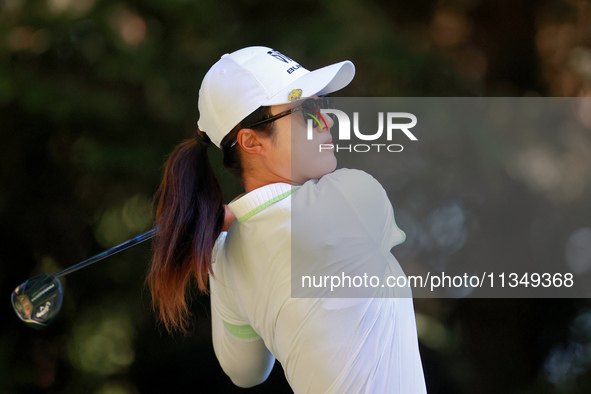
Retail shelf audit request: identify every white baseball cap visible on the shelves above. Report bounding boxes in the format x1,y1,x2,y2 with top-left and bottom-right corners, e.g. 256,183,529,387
197,46,355,147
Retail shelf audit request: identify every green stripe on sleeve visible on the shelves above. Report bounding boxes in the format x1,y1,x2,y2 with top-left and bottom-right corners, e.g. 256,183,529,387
222,321,259,339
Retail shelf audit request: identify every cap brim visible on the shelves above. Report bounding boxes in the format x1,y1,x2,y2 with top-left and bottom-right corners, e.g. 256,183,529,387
263,60,355,105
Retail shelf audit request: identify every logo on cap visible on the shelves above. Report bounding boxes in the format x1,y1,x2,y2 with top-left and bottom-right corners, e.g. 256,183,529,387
288,89,303,102
267,50,294,63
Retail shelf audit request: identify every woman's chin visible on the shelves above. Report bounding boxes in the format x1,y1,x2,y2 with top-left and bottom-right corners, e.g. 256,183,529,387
312,155,338,180
291,152,337,183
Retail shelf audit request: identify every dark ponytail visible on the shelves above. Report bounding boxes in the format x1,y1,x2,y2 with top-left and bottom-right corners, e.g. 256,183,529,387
148,106,274,334
148,131,223,334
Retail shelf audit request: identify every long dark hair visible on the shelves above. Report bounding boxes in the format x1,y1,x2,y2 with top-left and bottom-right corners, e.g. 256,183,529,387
148,106,274,333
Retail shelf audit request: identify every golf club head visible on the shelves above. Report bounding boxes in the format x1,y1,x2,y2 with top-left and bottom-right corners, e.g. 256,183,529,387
11,274,63,329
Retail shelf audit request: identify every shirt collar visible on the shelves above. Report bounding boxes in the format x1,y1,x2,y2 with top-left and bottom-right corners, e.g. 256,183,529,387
229,183,299,222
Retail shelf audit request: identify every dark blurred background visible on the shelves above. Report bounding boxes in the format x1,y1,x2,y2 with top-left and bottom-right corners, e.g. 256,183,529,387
1,0,591,393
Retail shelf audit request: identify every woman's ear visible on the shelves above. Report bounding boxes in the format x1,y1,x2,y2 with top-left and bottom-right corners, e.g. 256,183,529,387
237,128,265,155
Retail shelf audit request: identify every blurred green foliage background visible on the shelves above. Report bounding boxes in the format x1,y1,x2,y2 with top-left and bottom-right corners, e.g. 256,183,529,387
1,0,591,393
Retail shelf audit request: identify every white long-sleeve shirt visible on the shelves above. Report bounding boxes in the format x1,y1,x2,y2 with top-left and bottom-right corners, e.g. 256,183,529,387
210,169,427,393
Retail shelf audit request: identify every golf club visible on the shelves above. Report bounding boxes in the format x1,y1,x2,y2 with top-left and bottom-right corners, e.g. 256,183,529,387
11,227,157,329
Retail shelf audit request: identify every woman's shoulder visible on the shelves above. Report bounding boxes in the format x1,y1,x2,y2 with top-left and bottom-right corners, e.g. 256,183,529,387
293,169,392,227
323,167,380,184
316,168,386,201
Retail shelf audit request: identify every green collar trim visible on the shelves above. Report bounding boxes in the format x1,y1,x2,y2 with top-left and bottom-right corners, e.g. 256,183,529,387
237,187,299,222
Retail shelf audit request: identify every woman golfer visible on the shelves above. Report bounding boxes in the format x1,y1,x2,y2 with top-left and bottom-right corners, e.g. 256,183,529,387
148,46,427,393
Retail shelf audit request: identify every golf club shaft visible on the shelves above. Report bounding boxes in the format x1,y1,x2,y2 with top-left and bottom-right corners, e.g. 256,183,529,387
55,227,157,278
